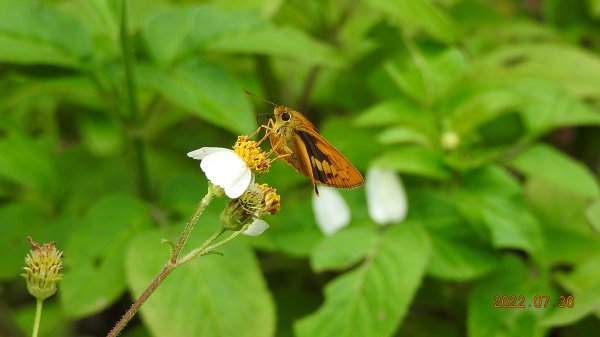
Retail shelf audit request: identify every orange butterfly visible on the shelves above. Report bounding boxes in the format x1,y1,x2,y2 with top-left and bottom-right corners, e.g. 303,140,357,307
250,94,363,195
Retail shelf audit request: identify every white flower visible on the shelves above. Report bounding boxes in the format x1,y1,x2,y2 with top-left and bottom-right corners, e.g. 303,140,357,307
365,167,408,225
242,219,270,236
312,186,350,236
187,147,252,198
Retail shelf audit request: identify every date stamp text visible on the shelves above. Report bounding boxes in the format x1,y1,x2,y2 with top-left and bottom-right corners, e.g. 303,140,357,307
493,295,574,309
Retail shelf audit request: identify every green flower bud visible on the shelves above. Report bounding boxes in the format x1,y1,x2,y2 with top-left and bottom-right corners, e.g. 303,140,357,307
220,183,281,232
21,237,63,301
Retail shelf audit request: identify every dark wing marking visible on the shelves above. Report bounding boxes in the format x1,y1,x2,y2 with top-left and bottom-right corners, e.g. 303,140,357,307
292,132,320,194
295,129,363,190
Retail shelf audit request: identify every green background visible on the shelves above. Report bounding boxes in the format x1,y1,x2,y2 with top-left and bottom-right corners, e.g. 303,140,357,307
1,0,600,336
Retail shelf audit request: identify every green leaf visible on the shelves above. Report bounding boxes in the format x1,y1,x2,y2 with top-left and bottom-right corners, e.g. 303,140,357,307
126,223,275,337
555,255,600,294
372,146,451,180
70,0,120,39
145,8,197,66
541,284,600,327
524,177,593,235
468,256,548,337
145,5,338,66
587,0,600,17
0,203,44,280
586,199,600,233
355,99,436,139
384,48,467,105
145,5,266,66
80,112,123,156
366,0,457,43
295,223,431,337
0,125,56,193
510,143,600,199
0,0,91,67
472,44,600,99
454,168,544,256
411,188,500,280
60,195,151,318
15,301,70,337
140,60,255,135
427,233,499,281
266,193,322,257
514,81,600,134
447,83,530,136
160,173,209,216
461,165,521,198
542,225,600,265
489,200,543,252
377,126,431,146
311,226,379,272
208,26,341,66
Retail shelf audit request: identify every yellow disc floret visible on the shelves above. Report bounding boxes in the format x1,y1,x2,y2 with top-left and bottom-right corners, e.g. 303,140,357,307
234,136,270,173
257,183,281,215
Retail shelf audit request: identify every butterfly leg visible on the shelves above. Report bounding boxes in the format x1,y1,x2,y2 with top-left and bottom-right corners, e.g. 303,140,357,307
246,125,264,139
265,137,285,156
252,119,276,145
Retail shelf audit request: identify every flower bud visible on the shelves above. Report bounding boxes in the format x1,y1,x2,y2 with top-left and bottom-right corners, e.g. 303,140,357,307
441,130,460,150
220,183,281,232
21,237,63,300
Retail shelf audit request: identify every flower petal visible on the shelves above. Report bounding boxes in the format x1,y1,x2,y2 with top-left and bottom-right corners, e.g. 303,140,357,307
365,167,407,225
225,168,253,199
312,186,350,236
242,219,269,236
187,147,229,160
200,150,251,198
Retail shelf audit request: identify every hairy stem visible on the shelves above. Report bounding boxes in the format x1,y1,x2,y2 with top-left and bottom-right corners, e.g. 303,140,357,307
176,227,240,266
106,265,172,337
106,188,220,337
171,188,215,262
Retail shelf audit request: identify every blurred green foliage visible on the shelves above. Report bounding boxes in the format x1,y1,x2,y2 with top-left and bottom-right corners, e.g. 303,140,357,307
1,0,600,336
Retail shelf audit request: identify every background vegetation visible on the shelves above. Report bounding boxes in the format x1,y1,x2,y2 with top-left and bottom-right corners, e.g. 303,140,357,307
1,0,600,336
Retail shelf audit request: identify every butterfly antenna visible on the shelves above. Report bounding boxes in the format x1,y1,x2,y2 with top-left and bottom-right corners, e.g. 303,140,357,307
244,90,277,106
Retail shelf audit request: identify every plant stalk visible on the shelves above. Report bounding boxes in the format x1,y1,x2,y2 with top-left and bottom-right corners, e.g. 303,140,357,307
106,189,221,337
32,299,43,337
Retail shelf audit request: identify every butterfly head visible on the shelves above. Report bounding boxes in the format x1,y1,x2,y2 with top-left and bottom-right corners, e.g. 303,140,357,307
271,106,296,137
274,106,292,123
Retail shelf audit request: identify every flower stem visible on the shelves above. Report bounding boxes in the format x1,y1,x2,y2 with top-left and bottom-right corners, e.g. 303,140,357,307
32,299,43,337
107,188,219,337
107,265,172,337
175,226,231,266
171,188,215,262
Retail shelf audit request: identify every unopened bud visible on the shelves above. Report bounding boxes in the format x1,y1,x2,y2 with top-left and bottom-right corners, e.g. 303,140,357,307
21,237,63,300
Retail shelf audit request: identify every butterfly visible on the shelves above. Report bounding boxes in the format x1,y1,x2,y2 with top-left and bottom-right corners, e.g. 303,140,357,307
249,93,364,195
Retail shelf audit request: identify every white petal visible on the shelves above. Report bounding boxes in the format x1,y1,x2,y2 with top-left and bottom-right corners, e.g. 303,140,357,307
365,167,408,225
200,150,251,198
312,186,350,236
224,168,253,198
187,147,229,160
242,219,269,236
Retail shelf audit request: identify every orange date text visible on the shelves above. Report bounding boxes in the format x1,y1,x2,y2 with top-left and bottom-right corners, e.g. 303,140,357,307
492,295,574,309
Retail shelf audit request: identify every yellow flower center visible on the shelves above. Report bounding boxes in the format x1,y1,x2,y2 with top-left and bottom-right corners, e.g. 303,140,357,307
258,183,281,215
234,136,270,173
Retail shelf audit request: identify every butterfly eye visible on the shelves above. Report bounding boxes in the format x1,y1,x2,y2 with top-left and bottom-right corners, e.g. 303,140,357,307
281,112,291,122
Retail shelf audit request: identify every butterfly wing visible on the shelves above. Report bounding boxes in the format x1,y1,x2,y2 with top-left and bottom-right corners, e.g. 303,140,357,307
293,128,364,194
